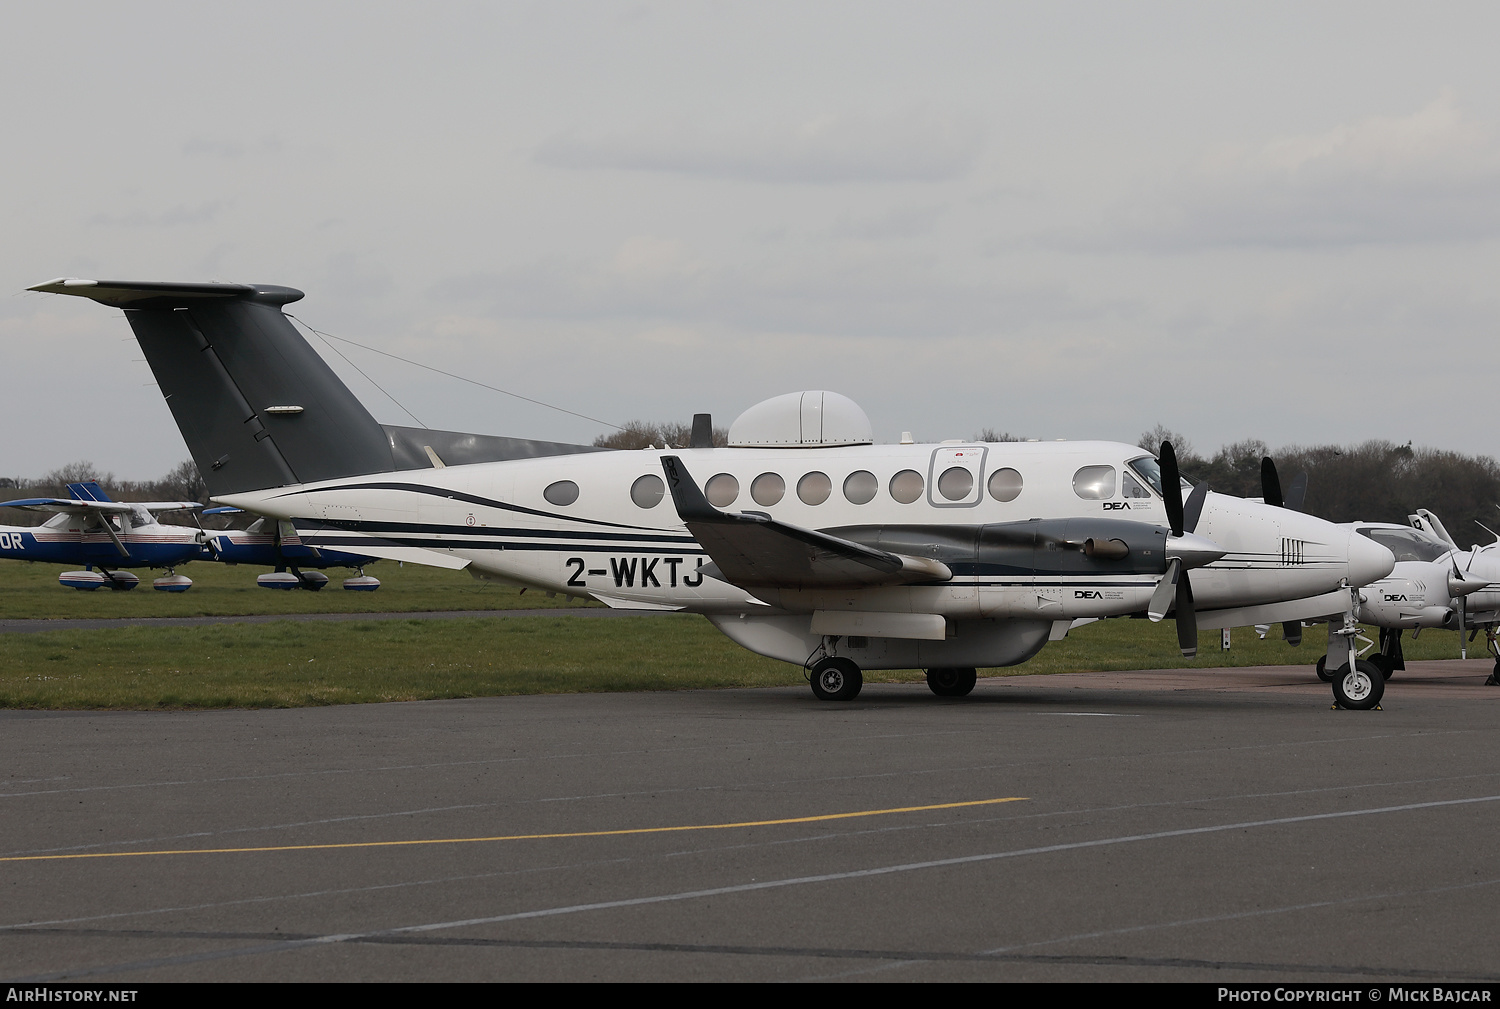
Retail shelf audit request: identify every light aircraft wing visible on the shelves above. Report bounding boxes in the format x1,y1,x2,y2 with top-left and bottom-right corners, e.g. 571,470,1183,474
0,495,199,515
660,456,951,588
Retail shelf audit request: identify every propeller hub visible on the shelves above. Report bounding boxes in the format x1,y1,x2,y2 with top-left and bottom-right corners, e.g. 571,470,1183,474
1165,531,1226,570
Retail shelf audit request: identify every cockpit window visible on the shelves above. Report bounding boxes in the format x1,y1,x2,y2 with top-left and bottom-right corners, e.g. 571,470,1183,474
1127,455,1190,497
131,507,153,528
1121,472,1151,499
1357,527,1452,563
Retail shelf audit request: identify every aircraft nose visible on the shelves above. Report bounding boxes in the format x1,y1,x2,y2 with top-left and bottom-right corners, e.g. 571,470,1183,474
1346,529,1395,586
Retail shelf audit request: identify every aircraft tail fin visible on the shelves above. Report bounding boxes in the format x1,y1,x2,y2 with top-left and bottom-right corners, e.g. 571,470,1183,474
66,481,112,502
28,279,599,497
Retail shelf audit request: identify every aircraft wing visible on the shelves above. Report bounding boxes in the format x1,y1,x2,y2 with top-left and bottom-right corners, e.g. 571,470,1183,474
1194,589,1350,630
0,497,136,514
660,456,951,588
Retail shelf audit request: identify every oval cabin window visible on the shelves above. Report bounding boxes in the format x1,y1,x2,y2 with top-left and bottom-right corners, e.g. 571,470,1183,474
843,470,878,505
705,473,739,508
797,471,832,505
889,469,924,504
937,466,973,501
630,474,665,509
988,467,1023,502
751,472,785,506
1072,465,1117,500
544,480,579,506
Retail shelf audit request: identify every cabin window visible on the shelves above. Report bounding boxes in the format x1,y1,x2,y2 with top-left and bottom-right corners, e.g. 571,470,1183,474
1122,472,1152,499
843,470,878,505
937,466,974,502
797,471,832,505
544,480,579,506
706,473,739,507
987,467,1023,502
630,474,665,509
751,472,785,506
889,469,924,504
1072,466,1116,500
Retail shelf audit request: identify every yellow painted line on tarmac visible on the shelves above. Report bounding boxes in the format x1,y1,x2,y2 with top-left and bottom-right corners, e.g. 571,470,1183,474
1,797,1028,864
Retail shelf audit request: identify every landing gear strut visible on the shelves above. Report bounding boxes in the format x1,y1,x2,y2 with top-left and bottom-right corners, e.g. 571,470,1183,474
1325,584,1383,710
926,667,977,697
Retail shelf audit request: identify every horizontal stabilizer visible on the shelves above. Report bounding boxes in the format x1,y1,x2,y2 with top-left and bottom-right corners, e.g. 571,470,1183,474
660,456,951,588
339,543,471,570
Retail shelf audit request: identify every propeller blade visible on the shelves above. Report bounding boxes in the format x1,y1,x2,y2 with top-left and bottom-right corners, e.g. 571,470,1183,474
1261,457,1283,508
1182,482,1210,534
1148,557,1180,622
1284,471,1308,512
1176,568,1198,658
1160,441,1184,536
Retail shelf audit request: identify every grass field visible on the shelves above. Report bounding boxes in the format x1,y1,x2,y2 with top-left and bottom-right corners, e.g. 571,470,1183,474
0,557,594,619
0,606,1476,710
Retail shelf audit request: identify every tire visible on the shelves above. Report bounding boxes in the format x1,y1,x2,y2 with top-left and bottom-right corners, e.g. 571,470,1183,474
926,667,978,697
810,658,863,701
1367,654,1394,680
1332,659,1384,710
1315,654,1332,683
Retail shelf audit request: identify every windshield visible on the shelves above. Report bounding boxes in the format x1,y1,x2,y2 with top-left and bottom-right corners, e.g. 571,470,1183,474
1357,527,1453,563
1126,455,1191,498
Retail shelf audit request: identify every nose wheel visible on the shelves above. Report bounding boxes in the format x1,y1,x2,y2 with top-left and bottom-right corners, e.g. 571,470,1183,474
809,657,863,701
1332,659,1384,710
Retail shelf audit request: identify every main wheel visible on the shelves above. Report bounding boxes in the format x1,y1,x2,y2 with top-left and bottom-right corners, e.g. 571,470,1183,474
810,657,863,701
1315,654,1332,683
926,667,978,697
1486,660,1500,686
1332,659,1384,710
1367,653,1394,680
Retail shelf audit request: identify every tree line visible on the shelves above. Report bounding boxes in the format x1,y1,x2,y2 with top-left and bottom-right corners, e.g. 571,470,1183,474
1138,424,1500,550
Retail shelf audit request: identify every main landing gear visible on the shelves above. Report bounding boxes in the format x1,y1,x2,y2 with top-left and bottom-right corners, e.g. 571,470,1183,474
1480,625,1500,686
926,667,977,697
804,650,980,703
809,657,862,701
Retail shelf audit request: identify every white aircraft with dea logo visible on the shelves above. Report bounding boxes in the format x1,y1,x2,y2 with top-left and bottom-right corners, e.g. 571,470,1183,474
1318,510,1500,685
28,278,1397,708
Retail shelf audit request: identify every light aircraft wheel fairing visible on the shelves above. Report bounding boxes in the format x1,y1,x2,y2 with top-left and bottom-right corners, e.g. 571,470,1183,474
1332,660,1384,710
809,657,862,701
925,667,977,697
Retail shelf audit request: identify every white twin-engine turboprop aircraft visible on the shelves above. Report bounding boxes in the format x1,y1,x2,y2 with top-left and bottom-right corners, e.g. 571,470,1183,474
28,278,1396,709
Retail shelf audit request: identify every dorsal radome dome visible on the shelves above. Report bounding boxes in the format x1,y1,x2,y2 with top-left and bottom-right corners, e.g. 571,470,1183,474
727,391,873,448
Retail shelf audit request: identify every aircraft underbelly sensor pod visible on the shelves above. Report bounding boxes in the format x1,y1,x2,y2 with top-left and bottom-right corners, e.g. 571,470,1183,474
29,278,1397,707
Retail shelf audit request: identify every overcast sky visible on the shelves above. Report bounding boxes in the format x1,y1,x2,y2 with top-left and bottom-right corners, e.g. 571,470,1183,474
3,2,1497,479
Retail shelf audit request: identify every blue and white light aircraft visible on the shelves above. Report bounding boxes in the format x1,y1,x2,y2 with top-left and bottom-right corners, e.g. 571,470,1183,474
202,510,381,590
0,481,202,590
28,278,1398,707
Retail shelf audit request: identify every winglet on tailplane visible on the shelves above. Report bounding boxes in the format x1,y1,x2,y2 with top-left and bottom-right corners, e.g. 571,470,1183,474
28,278,598,497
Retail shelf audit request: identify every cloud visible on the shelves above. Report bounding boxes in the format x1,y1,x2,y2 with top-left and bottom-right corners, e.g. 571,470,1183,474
1086,94,1500,249
87,201,230,228
534,110,984,184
